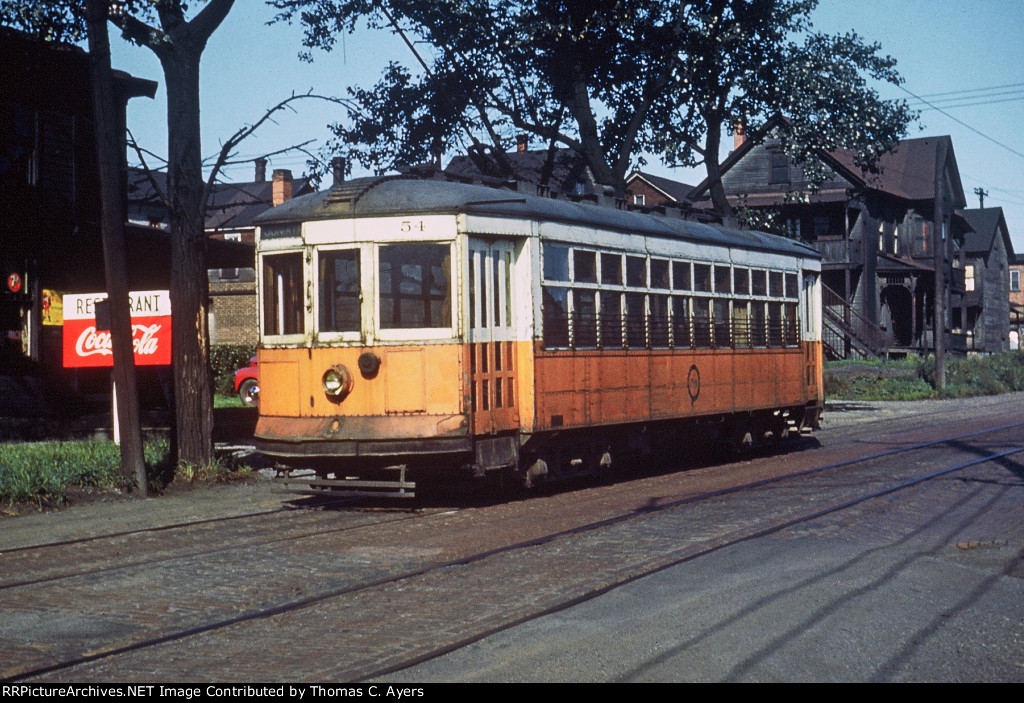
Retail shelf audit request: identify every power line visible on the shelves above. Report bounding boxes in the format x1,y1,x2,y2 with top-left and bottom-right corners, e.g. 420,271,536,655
917,95,1024,112
913,82,1024,100
898,84,1024,161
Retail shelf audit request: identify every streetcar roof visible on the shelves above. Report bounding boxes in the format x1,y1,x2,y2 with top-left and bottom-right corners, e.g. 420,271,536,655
254,176,819,259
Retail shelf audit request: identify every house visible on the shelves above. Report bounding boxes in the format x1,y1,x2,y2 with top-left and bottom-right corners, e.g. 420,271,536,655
1009,253,1024,350
624,170,695,208
127,159,314,345
445,136,601,197
685,130,988,358
960,208,1013,353
0,27,156,379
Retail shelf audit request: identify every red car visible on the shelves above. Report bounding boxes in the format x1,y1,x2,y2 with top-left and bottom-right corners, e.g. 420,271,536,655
233,356,259,407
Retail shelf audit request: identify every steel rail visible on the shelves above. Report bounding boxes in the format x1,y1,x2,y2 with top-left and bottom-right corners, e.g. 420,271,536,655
4,419,1021,591
5,424,1023,683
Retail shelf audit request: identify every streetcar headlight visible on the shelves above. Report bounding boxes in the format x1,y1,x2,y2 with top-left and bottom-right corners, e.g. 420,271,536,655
322,365,354,399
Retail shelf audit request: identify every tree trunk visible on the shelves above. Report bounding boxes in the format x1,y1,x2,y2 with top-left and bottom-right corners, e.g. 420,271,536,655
703,116,735,220
161,47,214,467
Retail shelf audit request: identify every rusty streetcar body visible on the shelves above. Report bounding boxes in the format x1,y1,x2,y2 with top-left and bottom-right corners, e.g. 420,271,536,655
252,175,823,497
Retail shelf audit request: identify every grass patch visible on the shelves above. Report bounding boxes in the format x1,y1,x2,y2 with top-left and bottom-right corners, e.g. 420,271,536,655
0,438,169,509
214,393,245,409
0,436,254,511
826,350,1024,401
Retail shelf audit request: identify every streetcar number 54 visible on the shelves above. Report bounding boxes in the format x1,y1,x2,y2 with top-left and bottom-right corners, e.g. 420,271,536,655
401,220,425,232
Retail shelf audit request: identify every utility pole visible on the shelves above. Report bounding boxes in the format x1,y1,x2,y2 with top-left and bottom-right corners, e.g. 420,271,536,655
974,187,988,208
933,140,948,390
86,0,147,495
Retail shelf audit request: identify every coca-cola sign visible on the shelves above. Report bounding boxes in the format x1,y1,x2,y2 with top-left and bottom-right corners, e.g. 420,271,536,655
63,291,171,368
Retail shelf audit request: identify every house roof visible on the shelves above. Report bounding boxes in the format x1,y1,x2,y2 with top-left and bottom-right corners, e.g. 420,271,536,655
828,136,966,206
685,114,968,210
962,207,1015,258
127,167,314,231
625,171,695,203
876,252,935,274
445,148,598,195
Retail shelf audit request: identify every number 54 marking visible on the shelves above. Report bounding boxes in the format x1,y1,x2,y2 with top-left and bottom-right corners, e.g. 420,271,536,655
401,220,425,232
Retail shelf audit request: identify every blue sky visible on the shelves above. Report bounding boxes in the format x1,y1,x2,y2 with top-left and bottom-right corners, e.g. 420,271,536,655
111,0,1024,250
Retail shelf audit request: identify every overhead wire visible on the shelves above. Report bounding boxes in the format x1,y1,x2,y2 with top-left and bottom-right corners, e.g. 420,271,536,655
897,84,1024,162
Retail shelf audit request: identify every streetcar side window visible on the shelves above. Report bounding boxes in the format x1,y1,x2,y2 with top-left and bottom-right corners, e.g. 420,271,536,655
263,252,305,336
379,243,452,329
573,250,597,283
673,261,691,291
751,270,767,296
693,264,711,292
651,259,670,289
544,244,569,281
543,286,569,347
319,249,361,333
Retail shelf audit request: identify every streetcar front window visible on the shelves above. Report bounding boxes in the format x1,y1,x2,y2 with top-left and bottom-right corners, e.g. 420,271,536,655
263,252,304,336
319,249,361,333
379,243,452,329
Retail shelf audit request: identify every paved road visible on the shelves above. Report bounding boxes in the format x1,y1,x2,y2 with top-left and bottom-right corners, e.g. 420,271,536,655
379,472,1024,682
3,393,1022,682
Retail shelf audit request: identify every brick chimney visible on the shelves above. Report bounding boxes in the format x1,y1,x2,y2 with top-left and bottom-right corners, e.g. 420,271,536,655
733,120,747,151
254,157,267,182
272,169,293,206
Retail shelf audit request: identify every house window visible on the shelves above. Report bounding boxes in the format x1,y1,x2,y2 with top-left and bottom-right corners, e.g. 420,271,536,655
634,194,645,206
1011,269,1020,292
219,232,242,279
812,216,830,239
965,265,975,292
912,219,930,256
769,152,788,184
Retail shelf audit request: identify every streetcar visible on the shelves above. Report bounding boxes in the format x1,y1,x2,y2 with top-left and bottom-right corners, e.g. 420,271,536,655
252,172,823,498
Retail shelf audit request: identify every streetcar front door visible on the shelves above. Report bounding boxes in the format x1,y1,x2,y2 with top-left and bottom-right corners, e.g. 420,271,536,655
467,240,518,434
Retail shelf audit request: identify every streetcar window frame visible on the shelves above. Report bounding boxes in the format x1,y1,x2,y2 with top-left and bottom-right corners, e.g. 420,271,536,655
539,241,803,351
315,246,363,340
261,250,306,341
376,241,456,341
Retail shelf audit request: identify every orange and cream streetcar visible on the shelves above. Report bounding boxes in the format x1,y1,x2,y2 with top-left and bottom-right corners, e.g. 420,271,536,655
252,172,823,498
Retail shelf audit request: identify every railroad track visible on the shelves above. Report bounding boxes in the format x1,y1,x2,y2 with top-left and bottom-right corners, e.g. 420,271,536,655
4,415,1023,682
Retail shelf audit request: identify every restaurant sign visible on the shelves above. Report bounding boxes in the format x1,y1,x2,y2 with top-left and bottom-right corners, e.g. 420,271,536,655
63,291,171,368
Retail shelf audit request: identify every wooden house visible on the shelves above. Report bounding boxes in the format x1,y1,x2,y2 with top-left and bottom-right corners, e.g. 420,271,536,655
686,131,980,358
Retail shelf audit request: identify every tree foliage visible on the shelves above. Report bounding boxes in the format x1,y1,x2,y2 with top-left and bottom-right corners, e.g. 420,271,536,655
273,0,687,190
273,0,914,212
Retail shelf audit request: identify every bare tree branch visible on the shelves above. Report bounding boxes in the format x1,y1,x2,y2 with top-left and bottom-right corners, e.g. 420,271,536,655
202,91,355,209
126,128,171,210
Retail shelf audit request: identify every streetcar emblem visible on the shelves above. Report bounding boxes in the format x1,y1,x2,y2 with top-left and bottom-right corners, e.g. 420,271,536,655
687,364,701,405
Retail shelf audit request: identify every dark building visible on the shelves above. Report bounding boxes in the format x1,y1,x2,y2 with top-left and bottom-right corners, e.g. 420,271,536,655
0,27,156,372
686,129,996,358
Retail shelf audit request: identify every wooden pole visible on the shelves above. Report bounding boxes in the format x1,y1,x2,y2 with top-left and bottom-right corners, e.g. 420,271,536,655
85,0,147,495
933,139,947,390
